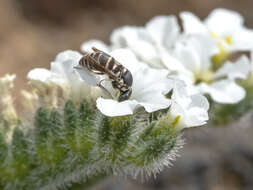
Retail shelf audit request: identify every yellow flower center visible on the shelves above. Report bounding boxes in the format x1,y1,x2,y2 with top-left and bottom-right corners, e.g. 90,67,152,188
210,32,233,70
210,32,219,39
211,32,233,45
172,115,181,126
194,70,214,84
225,36,233,45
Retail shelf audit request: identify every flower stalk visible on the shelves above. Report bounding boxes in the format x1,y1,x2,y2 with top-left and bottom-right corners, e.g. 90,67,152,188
0,96,184,189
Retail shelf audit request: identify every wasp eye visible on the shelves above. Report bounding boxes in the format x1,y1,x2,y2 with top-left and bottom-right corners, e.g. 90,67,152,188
118,88,132,102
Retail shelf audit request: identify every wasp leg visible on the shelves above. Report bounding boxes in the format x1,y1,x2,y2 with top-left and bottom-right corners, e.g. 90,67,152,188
74,65,94,72
98,78,112,86
74,65,94,73
91,71,105,75
97,82,115,99
115,90,120,101
98,84,113,98
98,78,117,99
73,66,83,70
75,66,114,99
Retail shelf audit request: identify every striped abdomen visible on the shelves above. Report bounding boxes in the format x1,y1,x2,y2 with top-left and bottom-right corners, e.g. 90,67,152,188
91,52,133,87
90,51,116,72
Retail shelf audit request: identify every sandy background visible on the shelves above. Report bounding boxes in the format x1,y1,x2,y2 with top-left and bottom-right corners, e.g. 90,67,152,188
1,0,253,189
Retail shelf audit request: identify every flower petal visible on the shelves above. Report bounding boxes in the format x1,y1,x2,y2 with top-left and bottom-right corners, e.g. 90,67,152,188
214,55,251,80
205,8,244,36
110,26,162,68
174,34,218,74
198,80,245,104
180,12,208,34
231,28,253,51
51,50,82,78
169,81,209,128
186,106,209,127
51,50,101,87
160,50,185,72
189,94,210,112
137,92,172,113
132,67,172,112
174,38,202,72
54,50,82,67
96,97,138,117
27,68,66,86
145,15,180,47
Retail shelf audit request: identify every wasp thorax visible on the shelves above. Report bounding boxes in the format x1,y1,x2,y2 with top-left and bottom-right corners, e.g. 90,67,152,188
78,47,133,102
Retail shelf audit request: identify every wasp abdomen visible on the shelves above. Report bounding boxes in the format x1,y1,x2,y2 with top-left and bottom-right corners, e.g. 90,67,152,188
107,57,115,70
91,52,110,67
112,64,122,74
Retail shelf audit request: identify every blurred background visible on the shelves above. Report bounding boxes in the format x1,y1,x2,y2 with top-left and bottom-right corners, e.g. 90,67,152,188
1,0,253,189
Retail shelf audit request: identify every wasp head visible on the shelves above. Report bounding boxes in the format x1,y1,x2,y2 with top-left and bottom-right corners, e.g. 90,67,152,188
118,88,132,102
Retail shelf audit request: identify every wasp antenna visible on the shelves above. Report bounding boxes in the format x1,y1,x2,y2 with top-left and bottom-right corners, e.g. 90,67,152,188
73,66,83,70
98,83,115,99
92,47,98,51
92,47,103,53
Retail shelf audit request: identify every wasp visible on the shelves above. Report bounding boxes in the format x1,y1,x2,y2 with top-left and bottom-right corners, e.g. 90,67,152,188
76,47,133,102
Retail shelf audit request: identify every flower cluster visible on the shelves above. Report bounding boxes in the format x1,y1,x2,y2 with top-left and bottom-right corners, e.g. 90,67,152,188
28,49,209,129
28,8,253,130
82,8,253,106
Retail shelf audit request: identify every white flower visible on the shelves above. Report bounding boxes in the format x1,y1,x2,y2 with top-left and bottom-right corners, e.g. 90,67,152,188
28,50,103,101
170,34,251,104
109,15,180,68
169,79,209,128
180,8,253,52
197,56,251,104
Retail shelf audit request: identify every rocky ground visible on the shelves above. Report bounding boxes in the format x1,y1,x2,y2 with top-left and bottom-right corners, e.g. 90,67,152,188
1,0,253,189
